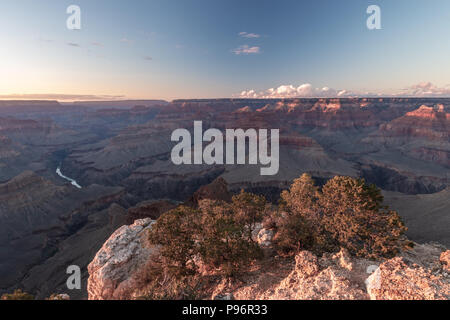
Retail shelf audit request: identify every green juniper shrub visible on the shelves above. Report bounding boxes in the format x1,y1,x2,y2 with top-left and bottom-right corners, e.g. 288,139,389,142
231,190,268,242
148,206,199,277
275,174,335,255
319,176,407,259
196,199,263,277
274,174,407,259
1,289,34,300
270,209,315,255
148,195,268,280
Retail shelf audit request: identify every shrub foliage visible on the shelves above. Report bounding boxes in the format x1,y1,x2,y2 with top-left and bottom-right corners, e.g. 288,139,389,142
148,206,198,276
148,190,266,278
320,176,407,258
146,174,408,298
1,289,34,300
275,174,407,259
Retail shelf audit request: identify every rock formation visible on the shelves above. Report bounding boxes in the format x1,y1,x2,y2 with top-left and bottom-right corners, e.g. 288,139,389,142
1,98,449,299
366,104,449,167
366,256,449,300
187,177,232,206
87,219,159,300
87,220,449,300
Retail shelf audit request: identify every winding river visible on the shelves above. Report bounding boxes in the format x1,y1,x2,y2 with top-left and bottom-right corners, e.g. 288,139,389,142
56,166,82,189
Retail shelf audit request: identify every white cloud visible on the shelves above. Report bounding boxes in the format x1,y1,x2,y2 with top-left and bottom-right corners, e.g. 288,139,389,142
238,83,353,98
400,82,450,97
232,45,261,55
238,32,261,38
238,82,450,98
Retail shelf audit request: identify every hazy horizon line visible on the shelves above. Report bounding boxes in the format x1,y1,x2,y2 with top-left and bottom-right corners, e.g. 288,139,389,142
2,96,450,104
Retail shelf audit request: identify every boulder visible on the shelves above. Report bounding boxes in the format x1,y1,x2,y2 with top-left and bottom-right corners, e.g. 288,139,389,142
366,256,449,300
440,250,450,272
87,219,159,300
265,250,369,300
251,223,274,247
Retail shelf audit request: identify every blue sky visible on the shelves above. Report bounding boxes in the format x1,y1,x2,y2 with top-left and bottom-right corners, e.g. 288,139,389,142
1,0,449,100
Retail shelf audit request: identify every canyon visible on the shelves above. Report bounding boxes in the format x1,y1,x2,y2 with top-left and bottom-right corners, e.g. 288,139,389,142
0,97,448,299
171,121,280,175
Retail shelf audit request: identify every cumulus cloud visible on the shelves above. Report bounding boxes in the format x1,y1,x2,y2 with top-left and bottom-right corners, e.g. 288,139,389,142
238,82,450,98
337,90,349,97
232,45,261,55
400,82,450,97
238,84,355,98
238,32,261,38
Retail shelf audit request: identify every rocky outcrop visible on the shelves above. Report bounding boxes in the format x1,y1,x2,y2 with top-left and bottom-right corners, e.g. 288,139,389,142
187,177,232,206
366,104,449,167
250,249,371,300
379,104,449,143
441,251,450,272
366,255,449,300
231,244,449,300
234,106,252,113
87,219,158,300
251,223,274,248
87,216,449,301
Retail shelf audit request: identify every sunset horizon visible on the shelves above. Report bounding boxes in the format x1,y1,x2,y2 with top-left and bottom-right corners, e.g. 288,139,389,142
2,0,450,101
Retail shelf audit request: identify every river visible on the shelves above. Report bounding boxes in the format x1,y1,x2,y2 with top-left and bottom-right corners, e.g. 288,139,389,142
56,166,82,189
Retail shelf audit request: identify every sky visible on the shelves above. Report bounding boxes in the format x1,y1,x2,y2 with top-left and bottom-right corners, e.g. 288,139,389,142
0,0,450,101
